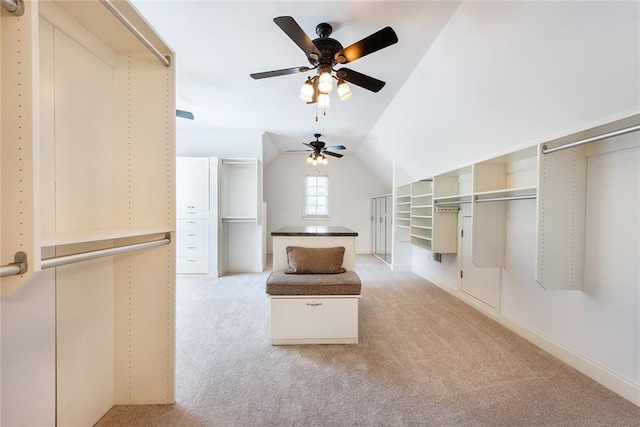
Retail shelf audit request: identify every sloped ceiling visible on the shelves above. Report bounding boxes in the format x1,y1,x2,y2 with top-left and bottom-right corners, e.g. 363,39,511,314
131,0,462,178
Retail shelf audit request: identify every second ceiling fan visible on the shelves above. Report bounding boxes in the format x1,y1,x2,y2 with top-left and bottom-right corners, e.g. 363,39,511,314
250,16,398,102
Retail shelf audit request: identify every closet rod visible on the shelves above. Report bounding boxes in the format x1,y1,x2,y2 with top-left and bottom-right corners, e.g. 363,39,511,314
475,194,536,203
0,252,28,278
99,0,171,68
41,233,171,269
541,123,640,155
1,0,24,16
434,200,472,206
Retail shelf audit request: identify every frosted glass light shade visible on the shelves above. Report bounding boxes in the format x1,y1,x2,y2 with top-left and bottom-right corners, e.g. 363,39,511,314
337,80,352,102
318,72,333,93
318,93,330,109
299,80,314,102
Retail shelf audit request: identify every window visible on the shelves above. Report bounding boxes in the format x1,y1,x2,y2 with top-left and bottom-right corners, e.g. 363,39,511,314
304,174,329,217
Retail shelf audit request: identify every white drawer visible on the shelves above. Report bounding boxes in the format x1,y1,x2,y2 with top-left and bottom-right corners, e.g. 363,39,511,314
176,231,209,245
177,244,209,257
270,296,359,344
177,209,209,220
176,257,209,274
176,219,209,232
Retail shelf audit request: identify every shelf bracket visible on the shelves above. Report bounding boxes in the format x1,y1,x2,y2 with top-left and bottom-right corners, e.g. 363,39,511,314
1,0,24,16
0,251,28,278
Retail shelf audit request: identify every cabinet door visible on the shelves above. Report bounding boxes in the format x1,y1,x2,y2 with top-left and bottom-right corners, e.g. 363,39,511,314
176,157,209,210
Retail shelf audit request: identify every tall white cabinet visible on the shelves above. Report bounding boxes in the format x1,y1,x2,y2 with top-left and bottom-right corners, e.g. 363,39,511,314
1,1,176,426
176,157,211,274
175,157,264,276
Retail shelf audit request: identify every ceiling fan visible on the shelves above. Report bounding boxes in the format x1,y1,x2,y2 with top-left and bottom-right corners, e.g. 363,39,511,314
287,134,346,164
250,16,398,100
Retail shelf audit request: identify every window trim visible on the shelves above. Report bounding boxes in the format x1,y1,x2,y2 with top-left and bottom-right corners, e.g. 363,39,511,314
303,174,330,219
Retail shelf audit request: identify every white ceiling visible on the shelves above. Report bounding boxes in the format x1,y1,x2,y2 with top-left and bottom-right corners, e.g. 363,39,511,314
131,1,462,156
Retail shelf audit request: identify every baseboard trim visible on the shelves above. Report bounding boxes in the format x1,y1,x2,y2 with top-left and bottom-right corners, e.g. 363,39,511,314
499,313,640,407
415,270,640,407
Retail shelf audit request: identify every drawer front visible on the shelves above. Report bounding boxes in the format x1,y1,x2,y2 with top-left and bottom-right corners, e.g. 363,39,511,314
176,231,209,245
176,257,209,274
177,244,209,257
177,209,209,220
270,297,358,340
176,219,209,232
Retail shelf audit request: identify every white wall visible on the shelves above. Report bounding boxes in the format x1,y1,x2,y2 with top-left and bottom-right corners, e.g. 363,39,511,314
264,153,389,254
367,1,639,185
365,1,640,404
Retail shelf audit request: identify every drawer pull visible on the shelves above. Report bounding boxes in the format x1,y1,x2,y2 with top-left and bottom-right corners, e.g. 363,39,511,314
306,302,322,307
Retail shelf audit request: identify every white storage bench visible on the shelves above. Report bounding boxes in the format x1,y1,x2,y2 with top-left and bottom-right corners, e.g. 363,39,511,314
266,270,361,345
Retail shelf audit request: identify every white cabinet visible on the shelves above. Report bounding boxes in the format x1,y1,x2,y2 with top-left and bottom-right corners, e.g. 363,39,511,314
176,157,210,274
1,1,176,425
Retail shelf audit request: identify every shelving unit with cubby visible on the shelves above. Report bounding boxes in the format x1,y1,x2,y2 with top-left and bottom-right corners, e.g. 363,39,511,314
409,180,433,249
472,146,538,267
1,1,176,425
432,166,472,253
395,184,411,241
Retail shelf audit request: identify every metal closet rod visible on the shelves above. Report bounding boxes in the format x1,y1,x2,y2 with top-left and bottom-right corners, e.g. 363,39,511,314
99,0,171,68
41,233,171,269
434,200,472,206
0,252,28,278
541,123,640,155
1,0,24,16
475,194,537,203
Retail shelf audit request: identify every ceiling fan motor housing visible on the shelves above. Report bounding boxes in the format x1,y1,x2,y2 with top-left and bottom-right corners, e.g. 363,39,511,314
309,23,346,67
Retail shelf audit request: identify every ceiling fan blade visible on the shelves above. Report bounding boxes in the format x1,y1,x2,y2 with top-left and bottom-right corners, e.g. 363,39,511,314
323,151,343,158
303,142,315,149
324,145,346,151
250,66,313,80
286,149,313,152
336,68,385,93
335,26,398,64
274,16,322,60
176,109,194,120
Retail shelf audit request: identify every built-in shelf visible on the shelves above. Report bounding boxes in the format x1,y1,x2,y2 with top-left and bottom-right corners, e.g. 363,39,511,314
222,217,258,223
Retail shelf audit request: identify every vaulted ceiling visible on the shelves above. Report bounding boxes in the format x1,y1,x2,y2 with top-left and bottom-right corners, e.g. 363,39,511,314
132,1,462,167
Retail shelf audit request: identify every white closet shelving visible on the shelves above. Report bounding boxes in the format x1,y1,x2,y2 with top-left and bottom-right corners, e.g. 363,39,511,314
432,166,471,253
1,0,176,425
409,180,433,249
472,146,537,267
395,183,411,241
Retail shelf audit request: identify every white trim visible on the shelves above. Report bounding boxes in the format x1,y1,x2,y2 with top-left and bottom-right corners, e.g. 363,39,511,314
414,270,640,407
499,314,640,406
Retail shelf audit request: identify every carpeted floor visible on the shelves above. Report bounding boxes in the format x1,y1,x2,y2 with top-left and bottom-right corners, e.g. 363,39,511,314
95,255,640,426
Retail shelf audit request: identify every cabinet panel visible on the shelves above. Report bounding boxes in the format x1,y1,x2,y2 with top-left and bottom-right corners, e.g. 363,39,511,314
176,257,209,274
177,219,209,232
176,157,209,210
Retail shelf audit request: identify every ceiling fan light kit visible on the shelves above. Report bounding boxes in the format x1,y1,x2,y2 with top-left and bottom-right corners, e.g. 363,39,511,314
250,16,398,121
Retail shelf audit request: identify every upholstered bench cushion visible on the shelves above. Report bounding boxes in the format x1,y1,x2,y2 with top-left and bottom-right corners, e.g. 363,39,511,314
266,270,361,296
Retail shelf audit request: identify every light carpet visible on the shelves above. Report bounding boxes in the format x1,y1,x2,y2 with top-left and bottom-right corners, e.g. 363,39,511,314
95,255,640,426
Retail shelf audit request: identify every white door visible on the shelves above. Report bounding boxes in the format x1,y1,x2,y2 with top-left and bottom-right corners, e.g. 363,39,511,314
461,216,501,309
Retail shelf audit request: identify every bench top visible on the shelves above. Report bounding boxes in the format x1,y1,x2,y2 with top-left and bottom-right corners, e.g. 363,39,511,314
266,270,361,296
